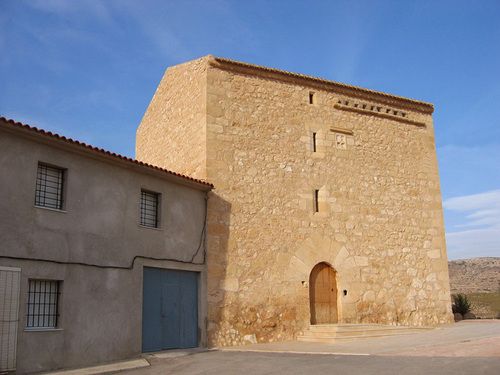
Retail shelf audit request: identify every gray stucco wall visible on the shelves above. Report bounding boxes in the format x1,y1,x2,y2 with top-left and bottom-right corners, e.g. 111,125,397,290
0,127,209,373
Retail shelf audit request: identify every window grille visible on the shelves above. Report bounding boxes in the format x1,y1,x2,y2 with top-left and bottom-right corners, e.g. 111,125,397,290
26,280,60,329
140,190,160,228
35,163,64,210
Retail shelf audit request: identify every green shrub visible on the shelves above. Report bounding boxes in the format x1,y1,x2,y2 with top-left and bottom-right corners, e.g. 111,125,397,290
452,293,472,315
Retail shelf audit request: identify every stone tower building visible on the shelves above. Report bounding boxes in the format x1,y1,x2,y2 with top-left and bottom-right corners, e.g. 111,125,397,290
136,55,453,346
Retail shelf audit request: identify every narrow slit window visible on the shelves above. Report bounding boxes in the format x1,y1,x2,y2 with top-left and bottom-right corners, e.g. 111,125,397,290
35,163,65,210
313,189,319,213
309,92,315,104
312,132,317,152
140,190,160,228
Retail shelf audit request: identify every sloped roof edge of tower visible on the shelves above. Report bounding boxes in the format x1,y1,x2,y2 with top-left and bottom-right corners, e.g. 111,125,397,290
201,55,434,114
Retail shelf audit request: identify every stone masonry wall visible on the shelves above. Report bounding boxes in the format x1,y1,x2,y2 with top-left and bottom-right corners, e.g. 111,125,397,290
136,57,208,180
137,56,454,348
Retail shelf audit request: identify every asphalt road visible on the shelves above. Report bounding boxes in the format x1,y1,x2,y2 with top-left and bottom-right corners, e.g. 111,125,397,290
117,322,500,375
123,350,500,375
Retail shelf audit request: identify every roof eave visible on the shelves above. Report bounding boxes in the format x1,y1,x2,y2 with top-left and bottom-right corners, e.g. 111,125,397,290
209,56,434,114
0,117,214,191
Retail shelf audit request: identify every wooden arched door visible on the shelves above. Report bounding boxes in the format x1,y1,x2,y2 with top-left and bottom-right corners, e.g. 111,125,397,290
309,263,338,324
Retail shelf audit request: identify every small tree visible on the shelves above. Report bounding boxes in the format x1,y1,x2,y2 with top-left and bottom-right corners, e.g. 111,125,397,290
452,293,472,315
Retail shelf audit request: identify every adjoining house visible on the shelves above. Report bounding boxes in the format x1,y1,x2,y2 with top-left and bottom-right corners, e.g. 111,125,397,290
137,56,454,347
0,117,213,373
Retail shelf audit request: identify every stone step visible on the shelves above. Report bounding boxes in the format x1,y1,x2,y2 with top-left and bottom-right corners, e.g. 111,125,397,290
307,324,429,334
299,328,426,338
297,331,419,343
297,324,432,343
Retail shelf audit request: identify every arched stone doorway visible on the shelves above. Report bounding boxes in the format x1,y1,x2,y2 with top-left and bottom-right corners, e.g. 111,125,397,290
309,262,338,324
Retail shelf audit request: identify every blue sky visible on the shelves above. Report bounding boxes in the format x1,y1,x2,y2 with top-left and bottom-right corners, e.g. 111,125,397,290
1,0,499,260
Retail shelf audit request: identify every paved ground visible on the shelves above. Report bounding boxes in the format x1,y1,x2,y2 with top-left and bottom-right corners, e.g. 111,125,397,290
124,351,499,375
221,320,500,357
121,321,500,375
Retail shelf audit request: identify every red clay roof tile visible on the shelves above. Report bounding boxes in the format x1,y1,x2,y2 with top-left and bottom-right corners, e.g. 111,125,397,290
0,116,213,189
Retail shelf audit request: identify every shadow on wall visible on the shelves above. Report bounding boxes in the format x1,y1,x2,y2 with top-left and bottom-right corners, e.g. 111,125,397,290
206,192,231,347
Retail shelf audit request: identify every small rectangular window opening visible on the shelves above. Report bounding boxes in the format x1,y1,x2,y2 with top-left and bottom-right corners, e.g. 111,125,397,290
313,189,319,213
35,163,65,210
312,132,317,152
26,279,60,329
140,190,160,228
309,92,315,104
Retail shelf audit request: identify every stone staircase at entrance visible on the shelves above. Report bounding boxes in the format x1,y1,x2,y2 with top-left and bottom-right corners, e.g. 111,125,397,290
297,324,432,343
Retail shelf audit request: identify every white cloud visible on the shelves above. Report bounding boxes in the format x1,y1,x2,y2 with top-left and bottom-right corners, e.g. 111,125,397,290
443,189,500,211
443,189,500,229
443,189,500,259
446,228,500,260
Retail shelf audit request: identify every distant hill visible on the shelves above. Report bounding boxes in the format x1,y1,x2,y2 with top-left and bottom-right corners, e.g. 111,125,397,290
448,257,500,294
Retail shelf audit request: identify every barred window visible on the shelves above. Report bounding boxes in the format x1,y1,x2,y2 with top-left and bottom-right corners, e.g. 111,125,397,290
26,280,60,329
35,163,64,210
140,190,160,228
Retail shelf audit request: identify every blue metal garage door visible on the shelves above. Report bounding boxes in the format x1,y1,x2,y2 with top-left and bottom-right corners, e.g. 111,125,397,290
142,267,198,352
